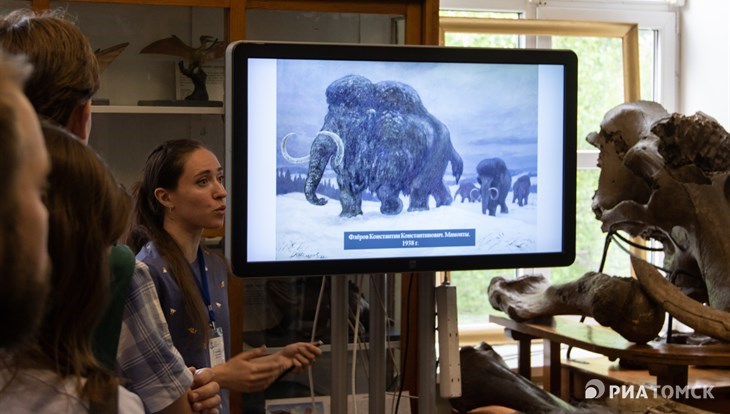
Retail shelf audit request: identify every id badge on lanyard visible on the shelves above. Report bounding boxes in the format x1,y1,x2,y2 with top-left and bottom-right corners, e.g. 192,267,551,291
195,249,226,367
209,322,226,367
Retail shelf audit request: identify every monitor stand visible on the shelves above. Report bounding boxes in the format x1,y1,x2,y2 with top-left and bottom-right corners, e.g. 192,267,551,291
329,272,437,414
417,271,437,414
330,276,348,413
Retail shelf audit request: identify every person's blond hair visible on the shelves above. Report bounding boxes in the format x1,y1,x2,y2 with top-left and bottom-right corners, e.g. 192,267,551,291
0,9,99,126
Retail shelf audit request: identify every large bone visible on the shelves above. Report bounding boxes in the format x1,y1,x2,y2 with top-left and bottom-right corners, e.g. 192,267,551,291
488,272,664,344
451,342,580,413
595,104,730,313
490,101,730,343
632,256,730,342
588,101,669,217
592,102,730,341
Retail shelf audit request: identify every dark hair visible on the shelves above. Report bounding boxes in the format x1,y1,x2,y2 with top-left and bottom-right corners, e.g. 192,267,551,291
129,139,210,346
30,122,129,408
0,9,100,126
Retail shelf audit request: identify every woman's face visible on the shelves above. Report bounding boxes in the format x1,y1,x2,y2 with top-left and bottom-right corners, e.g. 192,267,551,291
165,147,227,231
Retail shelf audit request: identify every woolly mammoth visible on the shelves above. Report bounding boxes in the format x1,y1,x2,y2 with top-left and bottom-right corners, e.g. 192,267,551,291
454,182,481,203
512,175,530,206
476,158,511,216
281,75,463,217
489,101,730,344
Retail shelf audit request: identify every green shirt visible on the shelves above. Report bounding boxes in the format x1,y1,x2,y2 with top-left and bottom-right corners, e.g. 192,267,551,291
93,244,136,370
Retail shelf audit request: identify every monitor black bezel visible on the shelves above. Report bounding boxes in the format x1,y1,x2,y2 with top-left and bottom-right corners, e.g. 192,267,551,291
225,41,577,277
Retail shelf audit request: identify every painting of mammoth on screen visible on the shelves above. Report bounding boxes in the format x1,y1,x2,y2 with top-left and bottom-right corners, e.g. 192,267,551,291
281,74,464,217
274,60,544,260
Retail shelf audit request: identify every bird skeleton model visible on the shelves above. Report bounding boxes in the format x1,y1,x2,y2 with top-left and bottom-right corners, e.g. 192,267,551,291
140,35,226,100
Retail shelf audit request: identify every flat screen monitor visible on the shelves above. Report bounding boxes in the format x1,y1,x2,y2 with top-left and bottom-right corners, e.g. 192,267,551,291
225,41,577,277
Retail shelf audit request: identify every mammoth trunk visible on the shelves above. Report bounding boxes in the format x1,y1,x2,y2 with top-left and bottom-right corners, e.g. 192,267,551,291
304,134,338,206
304,163,326,205
480,178,494,215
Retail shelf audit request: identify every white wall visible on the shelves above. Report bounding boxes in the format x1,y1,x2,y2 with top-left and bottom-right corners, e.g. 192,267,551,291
680,0,730,128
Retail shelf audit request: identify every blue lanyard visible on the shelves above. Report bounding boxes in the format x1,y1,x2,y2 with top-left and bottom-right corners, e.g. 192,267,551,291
194,248,216,325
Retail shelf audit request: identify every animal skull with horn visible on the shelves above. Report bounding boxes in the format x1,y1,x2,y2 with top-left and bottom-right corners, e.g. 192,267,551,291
489,100,730,343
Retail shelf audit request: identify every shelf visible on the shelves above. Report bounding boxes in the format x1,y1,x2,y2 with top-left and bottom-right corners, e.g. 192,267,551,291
91,105,224,115
62,0,231,7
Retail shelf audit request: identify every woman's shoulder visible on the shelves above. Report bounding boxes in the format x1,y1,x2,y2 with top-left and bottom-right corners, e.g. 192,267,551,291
135,242,168,272
135,241,158,260
203,247,226,263
0,368,87,413
202,248,229,274
118,385,145,414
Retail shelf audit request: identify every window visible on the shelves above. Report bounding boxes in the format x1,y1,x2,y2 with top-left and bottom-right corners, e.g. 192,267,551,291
439,1,678,337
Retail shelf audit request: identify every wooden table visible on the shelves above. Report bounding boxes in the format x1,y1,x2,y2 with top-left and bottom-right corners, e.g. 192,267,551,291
489,313,730,397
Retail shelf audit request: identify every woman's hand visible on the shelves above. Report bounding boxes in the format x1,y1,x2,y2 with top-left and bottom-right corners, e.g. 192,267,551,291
212,343,322,394
279,341,322,373
213,346,283,393
188,367,221,413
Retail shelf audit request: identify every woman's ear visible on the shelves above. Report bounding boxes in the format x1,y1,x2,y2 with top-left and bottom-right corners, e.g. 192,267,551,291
66,101,92,145
154,187,173,211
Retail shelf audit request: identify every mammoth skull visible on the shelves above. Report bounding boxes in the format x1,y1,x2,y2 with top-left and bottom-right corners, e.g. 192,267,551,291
590,100,730,341
489,101,730,343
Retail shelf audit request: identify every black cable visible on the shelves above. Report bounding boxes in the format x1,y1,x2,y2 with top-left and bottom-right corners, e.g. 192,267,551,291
605,232,684,343
395,275,414,414
607,232,673,274
569,228,626,360
568,227,685,357
598,230,614,273
611,231,664,252
568,230,614,360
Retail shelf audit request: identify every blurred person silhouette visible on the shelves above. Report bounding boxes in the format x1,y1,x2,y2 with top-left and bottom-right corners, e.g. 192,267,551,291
0,48,50,354
3,121,145,412
0,53,141,409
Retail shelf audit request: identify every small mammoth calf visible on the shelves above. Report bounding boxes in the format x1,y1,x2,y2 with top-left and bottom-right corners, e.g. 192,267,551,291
512,175,530,206
454,182,481,203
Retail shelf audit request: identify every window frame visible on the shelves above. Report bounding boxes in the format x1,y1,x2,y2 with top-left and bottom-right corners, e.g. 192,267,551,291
438,17,641,102
439,0,679,345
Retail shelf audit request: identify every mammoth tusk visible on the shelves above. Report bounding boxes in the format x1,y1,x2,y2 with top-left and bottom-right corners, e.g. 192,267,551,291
631,256,730,342
280,133,309,164
489,187,499,201
280,131,346,168
316,130,345,168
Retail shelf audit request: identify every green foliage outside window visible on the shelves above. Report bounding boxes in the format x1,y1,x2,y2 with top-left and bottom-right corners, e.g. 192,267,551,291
554,36,624,151
440,10,519,48
441,12,658,323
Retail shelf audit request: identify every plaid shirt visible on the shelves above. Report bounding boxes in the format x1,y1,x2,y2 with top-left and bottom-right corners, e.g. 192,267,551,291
138,242,231,414
117,261,193,413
